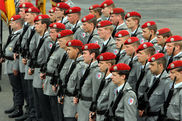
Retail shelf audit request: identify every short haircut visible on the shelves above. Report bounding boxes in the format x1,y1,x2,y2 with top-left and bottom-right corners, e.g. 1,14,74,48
176,67,182,72
93,8,102,16
62,35,74,40
155,57,166,69
15,19,24,26
160,31,172,38
148,24,157,34
105,59,116,65
130,16,141,24
50,28,64,33
40,18,51,29
88,49,100,58
86,17,97,26
114,12,125,20
72,46,82,53
103,25,114,33
117,70,130,80
107,4,115,9
130,41,140,48
173,41,182,50
143,46,155,56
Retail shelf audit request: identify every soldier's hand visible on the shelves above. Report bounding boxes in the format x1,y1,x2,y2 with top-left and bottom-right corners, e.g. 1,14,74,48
22,58,27,65
42,83,44,89
14,53,19,60
89,112,96,121
40,73,46,80
52,85,57,92
73,97,79,104
28,68,34,75
0,58,5,63
57,96,64,104
139,110,144,117
13,70,19,76
75,113,78,120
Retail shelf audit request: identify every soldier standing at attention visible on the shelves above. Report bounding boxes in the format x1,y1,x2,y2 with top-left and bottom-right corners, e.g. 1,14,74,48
1,15,24,118
100,0,115,20
125,11,143,42
89,4,103,23
108,63,137,121
49,7,57,23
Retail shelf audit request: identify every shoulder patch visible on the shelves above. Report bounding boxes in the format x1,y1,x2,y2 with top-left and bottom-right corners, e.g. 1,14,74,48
128,98,134,105
82,33,86,38
49,43,53,48
96,72,102,79
113,49,118,55
95,41,98,44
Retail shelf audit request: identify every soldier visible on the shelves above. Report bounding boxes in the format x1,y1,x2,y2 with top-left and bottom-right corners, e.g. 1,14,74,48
89,4,103,23
63,40,84,121
39,23,65,121
1,15,24,118
49,7,57,23
165,60,182,121
18,2,34,21
78,14,102,46
28,15,54,121
124,37,141,90
73,43,101,121
107,63,137,121
97,20,117,53
114,30,131,64
138,53,172,120
110,8,128,36
61,0,75,7
100,0,115,20
55,2,70,27
66,7,82,35
89,52,117,121
156,28,172,53
165,35,182,62
125,11,143,42
141,21,162,52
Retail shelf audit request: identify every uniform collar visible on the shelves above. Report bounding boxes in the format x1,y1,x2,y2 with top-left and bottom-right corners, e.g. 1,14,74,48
117,22,125,29
174,81,182,89
13,29,22,34
105,73,112,80
173,51,182,58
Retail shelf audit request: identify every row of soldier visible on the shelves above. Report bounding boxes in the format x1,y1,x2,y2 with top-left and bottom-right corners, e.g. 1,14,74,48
0,0,182,121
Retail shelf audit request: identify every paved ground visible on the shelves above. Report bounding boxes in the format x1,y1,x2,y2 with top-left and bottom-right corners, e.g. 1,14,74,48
0,0,182,121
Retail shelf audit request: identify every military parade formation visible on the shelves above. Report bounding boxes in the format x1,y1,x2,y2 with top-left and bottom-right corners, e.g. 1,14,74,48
0,0,182,121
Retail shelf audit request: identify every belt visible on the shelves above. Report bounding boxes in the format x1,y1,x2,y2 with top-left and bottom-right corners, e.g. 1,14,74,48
96,110,107,115
4,56,14,60
166,119,180,121
65,90,76,97
80,95,92,101
146,111,159,116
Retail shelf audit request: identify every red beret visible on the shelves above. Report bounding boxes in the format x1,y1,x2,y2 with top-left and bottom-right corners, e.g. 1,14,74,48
89,4,101,10
57,30,73,38
124,37,139,44
157,28,171,35
25,7,40,13
19,2,34,8
81,14,95,22
167,60,182,70
115,30,130,38
110,63,131,72
136,42,154,52
66,40,83,47
125,11,141,19
49,23,65,30
148,53,165,62
49,7,56,13
10,15,21,21
66,7,81,14
166,35,182,43
34,15,50,22
56,2,70,10
110,8,124,14
82,43,100,50
100,0,114,8
142,21,156,29
97,52,116,61
97,20,112,28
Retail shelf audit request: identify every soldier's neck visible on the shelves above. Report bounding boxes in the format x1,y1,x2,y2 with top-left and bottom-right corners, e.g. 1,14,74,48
131,25,139,32
39,29,47,36
103,34,111,41
175,78,182,84
118,80,125,87
88,27,94,34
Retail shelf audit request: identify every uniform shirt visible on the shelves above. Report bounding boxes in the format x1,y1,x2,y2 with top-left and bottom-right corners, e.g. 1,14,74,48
116,49,131,64
129,27,144,44
115,22,128,33
101,36,117,54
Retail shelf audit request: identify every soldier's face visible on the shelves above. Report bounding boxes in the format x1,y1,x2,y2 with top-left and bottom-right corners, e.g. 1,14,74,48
49,13,56,22
35,21,44,33
115,38,125,49
126,17,137,29
142,28,151,40
19,8,26,19
110,14,120,25
97,27,108,39
58,37,67,49
55,8,65,18
111,72,125,86
49,29,58,41
169,69,178,81
165,43,174,56
149,61,161,75
82,50,93,64
125,45,135,56
98,61,109,72
25,13,34,23
137,50,150,64
67,47,79,59
9,21,16,30
102,7,111,17
82,22,93,33
156,35,166,46
89,10,96,16
67,14,78,24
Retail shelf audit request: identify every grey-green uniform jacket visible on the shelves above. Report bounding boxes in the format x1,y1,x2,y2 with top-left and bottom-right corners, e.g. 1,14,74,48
101,37,117,54
96,74,117,121
43,45,64,96
63,56,84,117
116,49,131,64
145,71,172,121
112,82,137,121
4,29,22,74
166,82,182,120
77,61,101,121
32,32,53,88
128,27,144,44
115,22,128,34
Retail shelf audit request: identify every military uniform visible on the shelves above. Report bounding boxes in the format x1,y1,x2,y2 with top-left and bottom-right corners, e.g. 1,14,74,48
77,61,101,121
101,37,117,54
96,74,117,121
116,49,131,64
115,23,128,34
